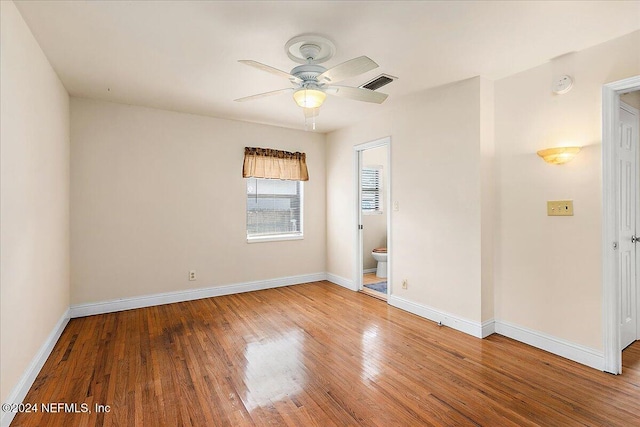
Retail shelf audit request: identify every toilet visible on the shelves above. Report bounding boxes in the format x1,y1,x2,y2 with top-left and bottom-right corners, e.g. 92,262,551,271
371,247,388,278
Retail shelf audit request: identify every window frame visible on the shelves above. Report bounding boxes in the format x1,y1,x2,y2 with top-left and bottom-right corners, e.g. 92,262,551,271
245,177,304,243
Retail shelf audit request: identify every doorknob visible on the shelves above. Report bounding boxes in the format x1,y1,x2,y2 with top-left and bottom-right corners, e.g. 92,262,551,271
633,235,638,244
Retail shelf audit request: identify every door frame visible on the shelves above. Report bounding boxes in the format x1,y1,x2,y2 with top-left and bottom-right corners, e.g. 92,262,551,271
353,136,391,297
602,75,640,374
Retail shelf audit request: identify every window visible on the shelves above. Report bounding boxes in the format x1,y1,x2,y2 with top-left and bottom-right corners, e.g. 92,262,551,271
361,166,382,214
246,177,303,242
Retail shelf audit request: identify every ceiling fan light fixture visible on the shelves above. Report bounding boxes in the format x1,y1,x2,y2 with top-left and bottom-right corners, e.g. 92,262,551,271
293,88,326,108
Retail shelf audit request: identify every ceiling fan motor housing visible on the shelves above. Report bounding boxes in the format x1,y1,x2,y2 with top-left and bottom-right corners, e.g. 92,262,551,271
291,64,326,84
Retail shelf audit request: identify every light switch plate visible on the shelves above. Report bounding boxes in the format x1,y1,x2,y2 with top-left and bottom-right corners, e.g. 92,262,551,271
547,200,573,216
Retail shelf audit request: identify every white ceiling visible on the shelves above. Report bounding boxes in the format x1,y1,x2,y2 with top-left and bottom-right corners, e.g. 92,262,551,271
14,1,640,133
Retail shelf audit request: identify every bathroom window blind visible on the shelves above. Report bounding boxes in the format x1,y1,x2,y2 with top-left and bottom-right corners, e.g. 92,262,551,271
361,166,382,214
246,177,303,240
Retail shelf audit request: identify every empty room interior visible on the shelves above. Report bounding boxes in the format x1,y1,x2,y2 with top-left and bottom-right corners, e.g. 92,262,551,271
2,1,640,426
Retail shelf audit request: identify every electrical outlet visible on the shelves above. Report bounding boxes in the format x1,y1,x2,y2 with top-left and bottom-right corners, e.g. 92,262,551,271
402,279,408,289
189,270,197,281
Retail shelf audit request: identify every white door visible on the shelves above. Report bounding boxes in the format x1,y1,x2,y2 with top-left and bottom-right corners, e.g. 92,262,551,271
618,102,639,349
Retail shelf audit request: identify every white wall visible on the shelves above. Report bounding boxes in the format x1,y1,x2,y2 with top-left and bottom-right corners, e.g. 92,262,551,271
362,146,388,270
392,78,486,322
494,30,640,350
327,77,493,323
0,0,70,403
70,98,326,304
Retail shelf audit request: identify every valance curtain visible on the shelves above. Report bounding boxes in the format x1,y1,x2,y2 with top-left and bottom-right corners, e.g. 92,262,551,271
242,147,309,181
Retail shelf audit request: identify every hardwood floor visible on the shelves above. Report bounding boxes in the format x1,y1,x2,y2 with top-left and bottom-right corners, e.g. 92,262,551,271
10,281,640,426
361,273,386,300
363,272,385,286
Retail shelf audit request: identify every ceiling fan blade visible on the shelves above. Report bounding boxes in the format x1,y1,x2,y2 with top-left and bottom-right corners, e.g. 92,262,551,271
317,56,378,84
234,88,293,102
303,107,320,119
326,85,388,104
238,60,302,84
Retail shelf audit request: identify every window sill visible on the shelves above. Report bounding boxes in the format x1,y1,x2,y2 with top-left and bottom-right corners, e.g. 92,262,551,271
247,234,304,243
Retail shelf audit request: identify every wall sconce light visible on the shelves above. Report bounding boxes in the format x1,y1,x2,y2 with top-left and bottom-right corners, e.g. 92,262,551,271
536,147,581,165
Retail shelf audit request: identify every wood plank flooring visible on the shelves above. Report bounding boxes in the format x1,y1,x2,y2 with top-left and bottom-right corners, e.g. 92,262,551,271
361,273,387,301
10,281,640,426
363,272,385,286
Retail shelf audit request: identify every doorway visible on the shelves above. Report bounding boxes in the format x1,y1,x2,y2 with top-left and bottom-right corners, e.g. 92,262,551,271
603,76,640,374
354,137,391,300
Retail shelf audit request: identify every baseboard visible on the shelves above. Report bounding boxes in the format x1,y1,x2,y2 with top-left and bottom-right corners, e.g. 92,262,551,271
388,295,485,338
481,319,496,338
363,268,377,274
325,273,357,291
1,309,70,427
70,272,327,318
494,320,604,371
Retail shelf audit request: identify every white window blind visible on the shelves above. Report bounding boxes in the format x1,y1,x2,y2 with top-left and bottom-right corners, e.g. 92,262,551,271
246,178,303,240
361,166,382,214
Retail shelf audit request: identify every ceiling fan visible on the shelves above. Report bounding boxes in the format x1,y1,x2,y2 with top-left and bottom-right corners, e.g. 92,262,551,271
234,34,389,121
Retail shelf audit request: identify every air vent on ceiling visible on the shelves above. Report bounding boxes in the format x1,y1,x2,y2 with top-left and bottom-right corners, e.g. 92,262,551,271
359,74,397,91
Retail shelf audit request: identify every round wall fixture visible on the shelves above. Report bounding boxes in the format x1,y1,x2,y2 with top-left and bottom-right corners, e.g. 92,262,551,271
552,75,574,94
285,34,335,64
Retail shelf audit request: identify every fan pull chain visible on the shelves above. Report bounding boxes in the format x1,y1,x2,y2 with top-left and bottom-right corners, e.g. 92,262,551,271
303,108,317,131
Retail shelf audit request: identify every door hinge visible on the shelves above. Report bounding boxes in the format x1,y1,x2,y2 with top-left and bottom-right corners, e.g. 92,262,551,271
632,235,638,244
359,224,363,230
